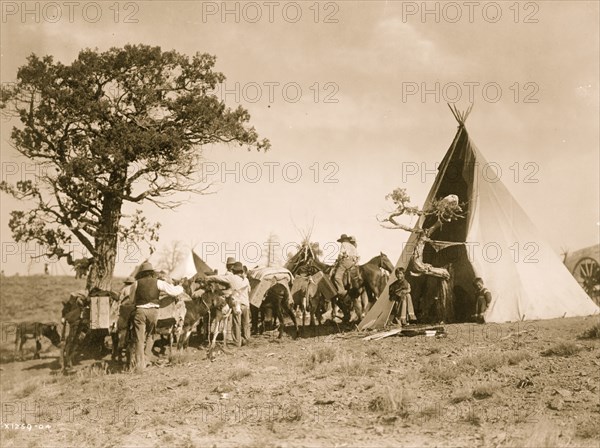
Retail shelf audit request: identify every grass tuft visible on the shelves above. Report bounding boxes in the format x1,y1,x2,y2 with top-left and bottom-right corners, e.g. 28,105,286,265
579,321,600,340
472,382,500,399
542,341,583,357
575,419,600,439
309,346,336,366
228,366,252,381
368,385,412,416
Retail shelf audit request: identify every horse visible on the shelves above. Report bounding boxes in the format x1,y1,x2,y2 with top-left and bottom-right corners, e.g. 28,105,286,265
61,293,89,370
288,253,394,326
336,253,395,323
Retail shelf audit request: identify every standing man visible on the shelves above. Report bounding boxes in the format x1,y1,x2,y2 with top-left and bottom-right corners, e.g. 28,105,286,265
332,234,359,297
129,262,183,372
225,257,236,273
225,262,251,347
119,276,136,303
473,277,492,323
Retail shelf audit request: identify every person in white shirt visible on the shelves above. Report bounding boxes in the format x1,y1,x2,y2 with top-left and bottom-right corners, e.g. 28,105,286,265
225,262,251,347
119,276,135,303
129,262,184,371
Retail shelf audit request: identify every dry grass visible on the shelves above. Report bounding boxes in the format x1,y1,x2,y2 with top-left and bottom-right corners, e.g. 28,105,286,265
579,321,600,340
168,351,196,365
472,382,500,399
421,358,459,383
575,419,600,439
461,352,506,372
542,341,583,357
309,345,336,366
506,350,534,365
13,382,38,399
451,386,472,403
228,365,252,381
522,419,574,447
368,385,412,416
335,353,376,377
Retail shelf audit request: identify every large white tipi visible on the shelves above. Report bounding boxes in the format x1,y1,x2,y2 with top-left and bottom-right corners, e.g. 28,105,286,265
359,107,599,329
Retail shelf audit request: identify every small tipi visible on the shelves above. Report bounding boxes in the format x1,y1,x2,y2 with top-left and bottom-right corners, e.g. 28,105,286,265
170,250,213,280
359,106,599,329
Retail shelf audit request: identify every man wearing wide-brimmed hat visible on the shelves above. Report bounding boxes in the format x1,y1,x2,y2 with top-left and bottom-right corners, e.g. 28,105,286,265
129,261,183,371
225,261,251,347
332,234,359,297
119,276,136,303
225,257,237,273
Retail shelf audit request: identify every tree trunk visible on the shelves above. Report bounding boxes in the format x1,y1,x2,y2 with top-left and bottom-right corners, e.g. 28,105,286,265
86,192,123,291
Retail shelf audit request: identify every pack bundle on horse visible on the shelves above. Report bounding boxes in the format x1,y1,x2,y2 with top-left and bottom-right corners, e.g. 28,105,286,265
248,266,297,337
61,288,119,370
285,242,339,330
199,275,239,354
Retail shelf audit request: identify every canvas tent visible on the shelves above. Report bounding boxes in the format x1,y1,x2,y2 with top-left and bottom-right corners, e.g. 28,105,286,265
359,107,600,330
170,250,213,280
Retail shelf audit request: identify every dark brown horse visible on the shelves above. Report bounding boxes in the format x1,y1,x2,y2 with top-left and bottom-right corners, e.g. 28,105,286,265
337,253,394,323
288,250,394,325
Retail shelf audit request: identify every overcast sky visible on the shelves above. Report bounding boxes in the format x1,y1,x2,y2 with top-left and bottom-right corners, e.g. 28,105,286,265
1,1,598,277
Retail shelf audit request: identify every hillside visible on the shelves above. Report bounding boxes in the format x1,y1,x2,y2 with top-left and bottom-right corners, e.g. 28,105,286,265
0,277,599,447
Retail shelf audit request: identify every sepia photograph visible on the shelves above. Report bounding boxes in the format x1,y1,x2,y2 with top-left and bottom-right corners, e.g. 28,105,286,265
1,1,599,447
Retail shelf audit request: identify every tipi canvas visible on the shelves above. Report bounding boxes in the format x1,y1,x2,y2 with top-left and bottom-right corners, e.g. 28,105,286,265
359,110,599,330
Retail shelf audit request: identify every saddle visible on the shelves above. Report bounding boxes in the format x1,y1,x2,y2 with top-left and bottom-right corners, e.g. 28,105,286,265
343,265,362,291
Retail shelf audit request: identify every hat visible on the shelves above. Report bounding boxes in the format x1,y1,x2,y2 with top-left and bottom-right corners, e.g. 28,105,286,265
124,276,135,284
337,234,350,243
226,257,236,266
138,262,154,274
349,235,356,243
231,262,244,273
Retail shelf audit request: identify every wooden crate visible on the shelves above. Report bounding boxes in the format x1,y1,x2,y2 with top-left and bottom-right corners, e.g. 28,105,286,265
90,296,111,329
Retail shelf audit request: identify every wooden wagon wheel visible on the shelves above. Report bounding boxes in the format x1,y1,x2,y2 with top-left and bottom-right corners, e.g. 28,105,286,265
573,257,600,298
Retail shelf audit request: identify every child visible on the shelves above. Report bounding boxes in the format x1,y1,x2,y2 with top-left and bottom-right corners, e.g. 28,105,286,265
473,277,492,323
389,267,416,325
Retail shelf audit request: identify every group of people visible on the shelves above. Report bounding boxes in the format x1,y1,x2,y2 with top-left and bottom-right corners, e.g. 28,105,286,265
118,257,256,372
387,266,493,325
110,232,493,372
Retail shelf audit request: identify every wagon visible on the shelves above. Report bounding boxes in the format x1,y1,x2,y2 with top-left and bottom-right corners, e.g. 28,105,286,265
564,244,600,305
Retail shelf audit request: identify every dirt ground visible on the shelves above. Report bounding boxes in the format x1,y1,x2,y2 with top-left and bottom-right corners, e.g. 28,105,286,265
1,276,599,447
1,307,599,448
